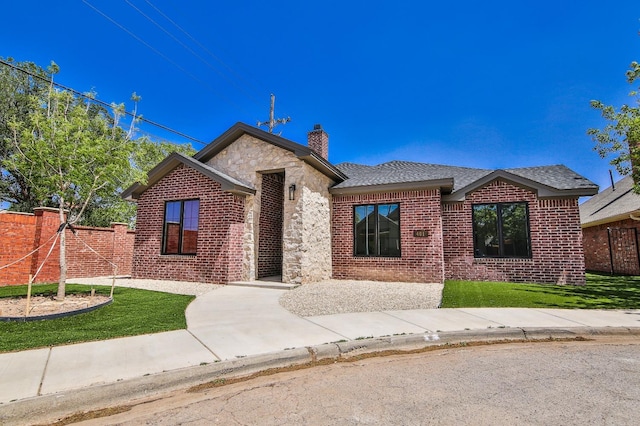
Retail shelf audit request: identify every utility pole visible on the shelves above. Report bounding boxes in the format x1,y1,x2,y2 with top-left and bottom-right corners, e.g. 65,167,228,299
257,94,291,134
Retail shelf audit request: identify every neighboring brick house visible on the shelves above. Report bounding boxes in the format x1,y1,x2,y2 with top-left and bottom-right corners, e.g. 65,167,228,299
124,122,598,285
581,175,640,275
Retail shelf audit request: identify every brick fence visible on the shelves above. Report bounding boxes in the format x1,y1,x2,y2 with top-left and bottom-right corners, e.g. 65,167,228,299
0,208,135,286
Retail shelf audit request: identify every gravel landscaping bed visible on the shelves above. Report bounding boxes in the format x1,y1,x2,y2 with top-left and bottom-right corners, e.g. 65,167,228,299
279,280,444,316
67,277,222,296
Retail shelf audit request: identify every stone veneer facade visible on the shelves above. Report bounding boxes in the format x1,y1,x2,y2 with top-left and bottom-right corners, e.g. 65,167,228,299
207,134,335,284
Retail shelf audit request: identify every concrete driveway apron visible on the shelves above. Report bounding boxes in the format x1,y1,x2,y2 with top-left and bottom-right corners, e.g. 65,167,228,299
186,286,347,360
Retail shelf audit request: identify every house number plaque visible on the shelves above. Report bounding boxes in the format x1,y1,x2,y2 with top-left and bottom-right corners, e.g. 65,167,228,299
413,230,429,237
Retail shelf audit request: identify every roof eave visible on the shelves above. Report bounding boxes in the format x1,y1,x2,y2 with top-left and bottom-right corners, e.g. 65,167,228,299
330,178,454,195
120,152,255,201
194,122,301,162
121,182,144,201
298,151,348,182
441,170,598,202
223,183,257,196
581,210,640,228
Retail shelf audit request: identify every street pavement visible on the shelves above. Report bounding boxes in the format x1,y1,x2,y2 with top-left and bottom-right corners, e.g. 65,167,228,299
1,284,640,424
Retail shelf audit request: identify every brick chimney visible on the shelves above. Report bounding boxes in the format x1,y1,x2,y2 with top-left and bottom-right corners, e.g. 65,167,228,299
307,124,328,160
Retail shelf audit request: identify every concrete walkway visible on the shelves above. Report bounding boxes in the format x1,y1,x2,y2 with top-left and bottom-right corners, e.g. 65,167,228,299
1,285,640,418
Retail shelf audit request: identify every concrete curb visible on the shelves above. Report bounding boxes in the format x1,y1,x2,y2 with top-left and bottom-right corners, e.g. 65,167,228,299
1,327,638,425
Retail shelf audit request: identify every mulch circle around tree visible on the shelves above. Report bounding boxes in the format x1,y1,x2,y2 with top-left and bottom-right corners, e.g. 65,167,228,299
0,293,112,322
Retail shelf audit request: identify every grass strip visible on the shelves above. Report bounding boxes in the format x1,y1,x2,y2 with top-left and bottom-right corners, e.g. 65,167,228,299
0,284,194,353
441,273,640,309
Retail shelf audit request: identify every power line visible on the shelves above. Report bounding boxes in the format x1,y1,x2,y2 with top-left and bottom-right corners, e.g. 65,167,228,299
143,0,266,98
0,58,207,146
124,0,262,106
80,0,246,114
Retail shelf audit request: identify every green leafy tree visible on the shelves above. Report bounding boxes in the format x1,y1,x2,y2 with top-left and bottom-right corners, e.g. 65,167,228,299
1,58,195,227
5,84,137,299
0,57,54,210
78,138,196,228
588,61,640,191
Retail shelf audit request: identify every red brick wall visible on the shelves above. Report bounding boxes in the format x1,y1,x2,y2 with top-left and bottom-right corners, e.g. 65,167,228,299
257,173,284,278
132,164,245,284
29,208,62,284
0,209,134,286
0,212,40,285
443,179,586,285
582,219,640,274
332,190,445,283
307,126,329,159
65,223,134,278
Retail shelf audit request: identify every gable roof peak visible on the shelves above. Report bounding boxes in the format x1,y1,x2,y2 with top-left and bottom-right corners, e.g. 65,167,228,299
121,151,256,201
194,122,346,182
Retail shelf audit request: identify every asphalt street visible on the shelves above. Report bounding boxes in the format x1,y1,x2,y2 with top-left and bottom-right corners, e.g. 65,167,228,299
76,336,640,425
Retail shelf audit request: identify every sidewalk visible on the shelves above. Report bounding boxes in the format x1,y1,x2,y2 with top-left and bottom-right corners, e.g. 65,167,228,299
1,285,640,422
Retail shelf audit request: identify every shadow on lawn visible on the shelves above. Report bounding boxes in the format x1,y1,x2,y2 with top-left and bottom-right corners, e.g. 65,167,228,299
519,273,640,309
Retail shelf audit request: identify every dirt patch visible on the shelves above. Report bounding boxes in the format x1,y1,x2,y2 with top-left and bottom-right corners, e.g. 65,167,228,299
0,293,111,318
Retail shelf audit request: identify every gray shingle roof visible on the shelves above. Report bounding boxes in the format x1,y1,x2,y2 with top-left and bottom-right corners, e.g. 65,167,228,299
334,161,492,191
580,175,640,227
504,165,597,191
333,160,598,198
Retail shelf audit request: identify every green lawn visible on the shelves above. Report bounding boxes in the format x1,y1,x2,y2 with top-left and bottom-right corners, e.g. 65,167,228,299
0,284,194,353
441,273,640,309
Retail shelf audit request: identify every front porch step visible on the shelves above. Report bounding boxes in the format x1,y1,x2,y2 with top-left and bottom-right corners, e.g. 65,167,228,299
227,280,299,290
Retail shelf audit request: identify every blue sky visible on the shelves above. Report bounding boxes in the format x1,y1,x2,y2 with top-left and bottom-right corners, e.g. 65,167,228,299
2,1,640,194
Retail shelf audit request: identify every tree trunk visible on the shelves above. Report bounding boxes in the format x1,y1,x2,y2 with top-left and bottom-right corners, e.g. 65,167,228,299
56,202,67,300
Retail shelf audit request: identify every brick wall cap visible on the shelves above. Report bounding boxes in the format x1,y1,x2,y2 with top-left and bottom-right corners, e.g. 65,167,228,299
0,210,33,216
33,207,64,213
70,225,115,232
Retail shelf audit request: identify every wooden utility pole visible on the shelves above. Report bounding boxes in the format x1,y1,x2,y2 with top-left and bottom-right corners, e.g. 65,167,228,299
257,94,290,134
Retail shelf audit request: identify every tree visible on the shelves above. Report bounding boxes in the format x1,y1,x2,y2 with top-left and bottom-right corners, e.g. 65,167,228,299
588,61,640,192
77,138,196,228
5,84,137,299
0,57,55,210
1,58,195,227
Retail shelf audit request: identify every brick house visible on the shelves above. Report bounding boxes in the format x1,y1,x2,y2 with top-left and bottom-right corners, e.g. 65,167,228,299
123,122,598,285
581,175,640,275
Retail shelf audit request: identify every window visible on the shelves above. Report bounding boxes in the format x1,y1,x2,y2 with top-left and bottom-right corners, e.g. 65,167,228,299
473,202,531,258
163,199,200,255
354,203,400,257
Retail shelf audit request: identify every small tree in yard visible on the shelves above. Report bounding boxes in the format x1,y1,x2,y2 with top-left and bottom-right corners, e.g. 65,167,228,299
78,137,196,228
0,57,54,211
5,76,137,300
588,61,640,191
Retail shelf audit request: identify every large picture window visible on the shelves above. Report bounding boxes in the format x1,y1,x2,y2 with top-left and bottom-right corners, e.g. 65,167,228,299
163,199,200,255
473,202,531,258
354,203,400,257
